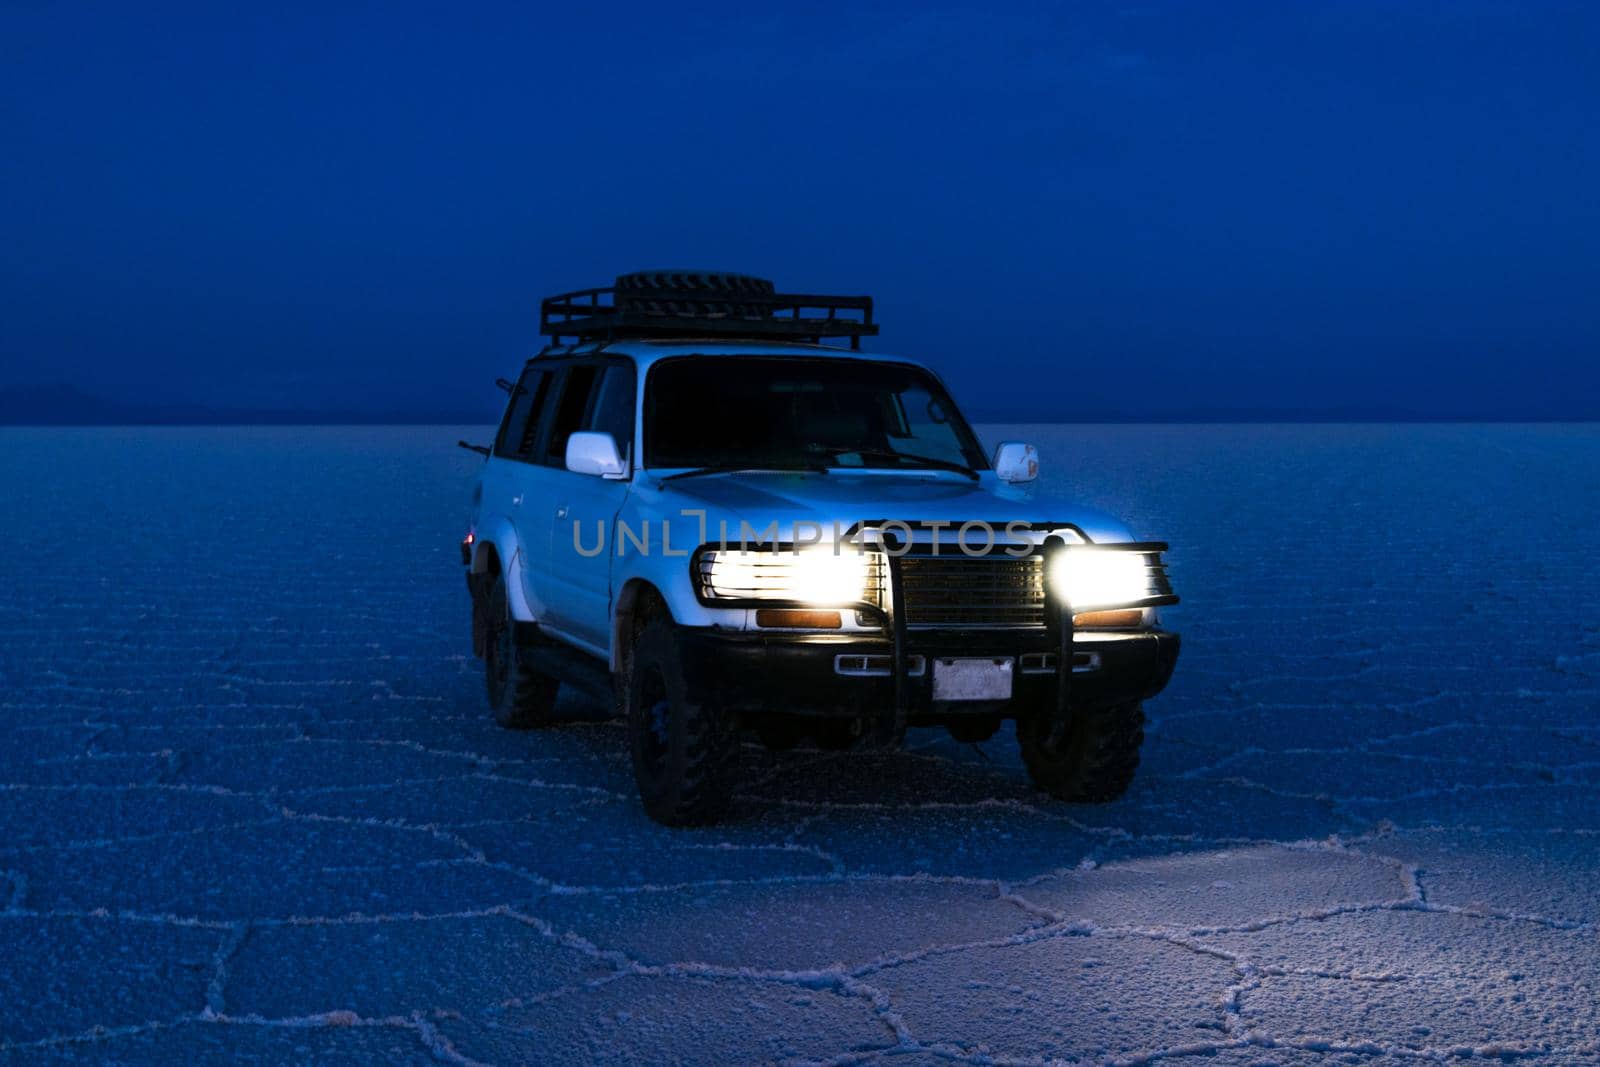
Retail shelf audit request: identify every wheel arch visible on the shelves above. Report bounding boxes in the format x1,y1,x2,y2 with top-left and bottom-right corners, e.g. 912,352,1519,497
611,578,672,672
469,517,535,622
469,540,501,577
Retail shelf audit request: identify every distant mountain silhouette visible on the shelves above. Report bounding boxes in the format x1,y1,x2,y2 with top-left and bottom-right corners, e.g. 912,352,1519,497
963,401,1598,423
0,385,492,425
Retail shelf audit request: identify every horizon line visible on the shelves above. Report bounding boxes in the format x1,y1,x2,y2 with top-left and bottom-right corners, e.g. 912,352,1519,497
3,417,1597,428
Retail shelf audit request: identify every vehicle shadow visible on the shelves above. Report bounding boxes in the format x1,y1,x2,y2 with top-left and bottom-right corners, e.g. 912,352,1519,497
540,690,1354,879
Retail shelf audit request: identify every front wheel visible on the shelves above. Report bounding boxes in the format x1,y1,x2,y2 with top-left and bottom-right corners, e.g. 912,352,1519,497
1018,701,1145,802
482,575,559,729
624,619,739,825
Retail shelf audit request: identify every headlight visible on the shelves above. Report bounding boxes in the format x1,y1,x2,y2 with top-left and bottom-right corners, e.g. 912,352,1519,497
1048,547,1154,610
696,547,874,606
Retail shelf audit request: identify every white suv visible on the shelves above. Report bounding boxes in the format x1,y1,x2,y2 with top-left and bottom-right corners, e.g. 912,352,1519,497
462,271,1179,825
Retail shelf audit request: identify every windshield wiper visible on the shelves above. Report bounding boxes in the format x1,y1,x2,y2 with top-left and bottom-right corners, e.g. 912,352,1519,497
659,462,830,482
817,447,980,481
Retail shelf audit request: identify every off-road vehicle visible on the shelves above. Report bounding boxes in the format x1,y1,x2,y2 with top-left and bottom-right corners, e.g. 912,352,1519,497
461,271,1179,825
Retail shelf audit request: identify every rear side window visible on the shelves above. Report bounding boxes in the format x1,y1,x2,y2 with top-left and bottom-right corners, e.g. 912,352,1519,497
542,365,600,466
586,363,637,461
493,368,552,460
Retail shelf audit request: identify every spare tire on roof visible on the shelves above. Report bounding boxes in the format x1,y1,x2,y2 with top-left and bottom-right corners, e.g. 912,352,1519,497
614,269,776,320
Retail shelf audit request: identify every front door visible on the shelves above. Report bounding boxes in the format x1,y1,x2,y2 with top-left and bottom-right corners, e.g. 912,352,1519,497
533,359,636,650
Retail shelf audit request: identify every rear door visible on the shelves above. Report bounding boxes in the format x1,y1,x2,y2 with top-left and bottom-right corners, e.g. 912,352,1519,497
481,364,554,606
490,364,561,619
538,358,636,650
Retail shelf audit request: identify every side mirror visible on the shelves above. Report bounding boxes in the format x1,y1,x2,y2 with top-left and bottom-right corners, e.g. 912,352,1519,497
992,441,1039,484
566,432,627,479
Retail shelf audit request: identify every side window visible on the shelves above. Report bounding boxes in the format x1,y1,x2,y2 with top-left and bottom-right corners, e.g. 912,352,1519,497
586,363,637,461
493,368,551,460
542,365,600,467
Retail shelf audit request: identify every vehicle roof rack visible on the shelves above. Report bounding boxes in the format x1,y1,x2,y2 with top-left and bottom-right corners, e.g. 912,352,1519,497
540,270,878,350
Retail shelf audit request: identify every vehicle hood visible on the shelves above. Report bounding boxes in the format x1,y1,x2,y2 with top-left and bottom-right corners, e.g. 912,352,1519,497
636,470,1137,544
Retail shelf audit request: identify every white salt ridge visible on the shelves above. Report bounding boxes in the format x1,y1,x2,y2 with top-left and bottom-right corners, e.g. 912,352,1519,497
0,423,1596,1063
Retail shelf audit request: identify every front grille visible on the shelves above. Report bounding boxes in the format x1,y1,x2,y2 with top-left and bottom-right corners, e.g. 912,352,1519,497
895,553,1046,629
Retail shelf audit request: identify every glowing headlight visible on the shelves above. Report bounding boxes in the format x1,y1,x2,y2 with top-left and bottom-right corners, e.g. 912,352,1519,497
1048,547,1152,610
697,547,873,606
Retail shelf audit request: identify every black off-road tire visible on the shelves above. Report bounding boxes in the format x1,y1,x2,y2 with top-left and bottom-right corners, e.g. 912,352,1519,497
614,270,775,320
482,575,559,730
1017,702,1145,802
624,619,739,826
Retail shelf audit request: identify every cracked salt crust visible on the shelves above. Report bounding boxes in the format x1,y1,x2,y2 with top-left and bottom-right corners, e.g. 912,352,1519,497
1,423,1597,1064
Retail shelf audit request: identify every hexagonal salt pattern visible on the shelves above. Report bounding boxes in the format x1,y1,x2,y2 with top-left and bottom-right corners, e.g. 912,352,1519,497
1,423,1596,1064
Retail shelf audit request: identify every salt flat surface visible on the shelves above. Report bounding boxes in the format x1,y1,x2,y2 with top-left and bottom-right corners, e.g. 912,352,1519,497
1,423,1596,1065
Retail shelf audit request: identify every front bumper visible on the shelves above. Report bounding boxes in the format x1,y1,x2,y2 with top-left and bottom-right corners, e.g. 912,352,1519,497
677,625,1180,723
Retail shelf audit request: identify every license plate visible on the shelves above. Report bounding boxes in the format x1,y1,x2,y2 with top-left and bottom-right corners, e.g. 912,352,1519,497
932,657,1014,701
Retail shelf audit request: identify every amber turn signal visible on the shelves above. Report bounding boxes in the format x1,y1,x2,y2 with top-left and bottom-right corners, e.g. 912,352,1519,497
755,609,842,629
1072,609,1144,628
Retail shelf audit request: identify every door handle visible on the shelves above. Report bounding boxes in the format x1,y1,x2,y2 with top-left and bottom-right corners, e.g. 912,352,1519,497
555,505,570,519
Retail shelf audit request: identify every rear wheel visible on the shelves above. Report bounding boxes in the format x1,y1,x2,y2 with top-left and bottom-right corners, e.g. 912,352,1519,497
1018,701,1145,802
625,619,740,825
482,575,559,729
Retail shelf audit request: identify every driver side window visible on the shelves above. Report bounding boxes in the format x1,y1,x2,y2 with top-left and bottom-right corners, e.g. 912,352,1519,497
586,363,637,463
895,384,970,465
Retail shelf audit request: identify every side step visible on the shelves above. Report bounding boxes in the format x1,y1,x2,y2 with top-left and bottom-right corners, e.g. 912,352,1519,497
514,623,613,704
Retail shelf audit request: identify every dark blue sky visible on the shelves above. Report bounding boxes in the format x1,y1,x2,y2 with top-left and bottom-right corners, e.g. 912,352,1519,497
3,2,1597,420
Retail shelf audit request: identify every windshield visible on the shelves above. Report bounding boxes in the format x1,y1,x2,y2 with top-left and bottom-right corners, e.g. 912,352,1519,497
644,356,988,473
